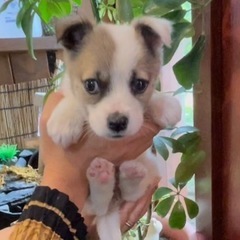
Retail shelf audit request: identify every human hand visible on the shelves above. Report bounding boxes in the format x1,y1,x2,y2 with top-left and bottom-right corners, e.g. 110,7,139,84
39,92,161,212
120,178,159,233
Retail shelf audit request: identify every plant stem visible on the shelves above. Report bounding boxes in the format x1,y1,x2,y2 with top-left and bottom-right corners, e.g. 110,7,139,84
142,203,153,239
137,225,143,240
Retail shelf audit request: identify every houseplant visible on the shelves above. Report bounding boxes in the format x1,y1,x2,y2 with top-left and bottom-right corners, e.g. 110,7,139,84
0,0,211,237
0,144,19,165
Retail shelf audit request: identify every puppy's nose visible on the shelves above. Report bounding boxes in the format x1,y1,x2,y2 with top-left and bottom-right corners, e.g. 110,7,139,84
107,113,128,132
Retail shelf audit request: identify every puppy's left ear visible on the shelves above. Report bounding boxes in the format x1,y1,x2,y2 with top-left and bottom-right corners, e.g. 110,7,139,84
132,17,172,55
55,16,93,52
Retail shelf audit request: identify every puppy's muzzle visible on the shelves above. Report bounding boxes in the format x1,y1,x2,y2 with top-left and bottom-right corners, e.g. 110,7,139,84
107,112,128,134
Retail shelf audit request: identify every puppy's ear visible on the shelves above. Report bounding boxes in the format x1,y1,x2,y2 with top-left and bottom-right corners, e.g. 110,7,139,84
55,17,93,51
132,17,172,55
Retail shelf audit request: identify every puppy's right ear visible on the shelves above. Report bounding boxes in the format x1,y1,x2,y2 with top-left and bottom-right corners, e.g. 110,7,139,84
55,17,93,51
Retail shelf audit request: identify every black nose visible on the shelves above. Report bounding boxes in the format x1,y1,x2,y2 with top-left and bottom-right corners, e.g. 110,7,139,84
107,113,128,133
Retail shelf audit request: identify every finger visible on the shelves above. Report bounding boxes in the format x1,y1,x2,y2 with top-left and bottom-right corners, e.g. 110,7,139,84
120,178,160,233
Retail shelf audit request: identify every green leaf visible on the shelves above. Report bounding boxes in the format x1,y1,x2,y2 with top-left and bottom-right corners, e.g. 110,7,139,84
156,195,175,217
153,0,186,9
160,136,185,153
153,187,174,201
177,132,201,153
161,8,186,22
16,1,34,28
169,200,186,229
144,0,186,16
173,34,206,89
38,0,72,23
91,0,100,22
112,9,117,21
175,161,192,184
131,0,147,17
21,6,36,59
169,178,178,189
171,126,199,138
0,0,14,13
169,178,186,190
164,22,194,65
108,0,116,5
153,136,169,160
184,197,199,219
175,150,205,184
116,0,134,23
99,7,107,19
107,9,113,21
72,0,82,5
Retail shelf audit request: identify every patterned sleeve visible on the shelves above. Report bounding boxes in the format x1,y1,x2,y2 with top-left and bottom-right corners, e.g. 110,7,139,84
9,186,87,240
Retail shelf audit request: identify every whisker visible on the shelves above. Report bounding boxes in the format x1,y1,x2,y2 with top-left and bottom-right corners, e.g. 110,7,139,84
80,124,93,141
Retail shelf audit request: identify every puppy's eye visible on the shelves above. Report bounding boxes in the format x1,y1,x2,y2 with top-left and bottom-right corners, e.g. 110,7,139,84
84,79,100,94
130,78,149,94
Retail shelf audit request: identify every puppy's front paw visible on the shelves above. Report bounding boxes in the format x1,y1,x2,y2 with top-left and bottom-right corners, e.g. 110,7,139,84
119,161,147,201
87,158,115,216
87,158,115,185
120,161,146,180
149,93,182,128
47,98,84,148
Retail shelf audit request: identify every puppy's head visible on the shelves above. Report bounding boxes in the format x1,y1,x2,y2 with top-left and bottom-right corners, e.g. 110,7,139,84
57,16,172,138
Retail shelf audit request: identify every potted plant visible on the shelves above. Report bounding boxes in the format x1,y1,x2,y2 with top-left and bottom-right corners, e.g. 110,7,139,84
0,144,19,166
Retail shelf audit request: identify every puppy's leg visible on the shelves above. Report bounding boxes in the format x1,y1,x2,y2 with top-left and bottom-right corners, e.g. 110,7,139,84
47,96,85,148
96,210,122,240
149,91,182,128
86,158,115,216
119,160,147,201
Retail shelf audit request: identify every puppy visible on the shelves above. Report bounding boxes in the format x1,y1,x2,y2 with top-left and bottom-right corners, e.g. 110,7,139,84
47,16,181,240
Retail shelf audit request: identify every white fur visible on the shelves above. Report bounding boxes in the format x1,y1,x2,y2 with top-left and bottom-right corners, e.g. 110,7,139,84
47,96,85,148
149,92,182,128
105,24,142,76
87,24,144,138
88,90,144,137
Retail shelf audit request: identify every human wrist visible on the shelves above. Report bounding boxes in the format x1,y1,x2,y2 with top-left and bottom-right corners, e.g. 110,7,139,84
40,166,88,212
12,186,88,240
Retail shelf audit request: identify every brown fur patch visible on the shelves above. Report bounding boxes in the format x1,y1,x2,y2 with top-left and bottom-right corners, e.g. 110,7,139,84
65,26,115,104
134,49,161,108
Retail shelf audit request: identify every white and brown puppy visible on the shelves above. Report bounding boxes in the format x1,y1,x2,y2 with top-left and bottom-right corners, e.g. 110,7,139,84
47,17,181,240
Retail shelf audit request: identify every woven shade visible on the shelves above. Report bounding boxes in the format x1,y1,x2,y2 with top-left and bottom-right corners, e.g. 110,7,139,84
0,79,51,148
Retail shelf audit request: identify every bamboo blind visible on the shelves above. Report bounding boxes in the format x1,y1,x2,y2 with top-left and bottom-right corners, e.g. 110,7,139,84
0,79,51,148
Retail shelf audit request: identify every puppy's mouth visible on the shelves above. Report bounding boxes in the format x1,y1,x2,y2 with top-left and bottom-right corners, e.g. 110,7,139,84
107,133,125,139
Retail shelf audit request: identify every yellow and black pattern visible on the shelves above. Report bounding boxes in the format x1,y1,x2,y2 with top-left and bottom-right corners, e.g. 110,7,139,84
9,186,87,240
